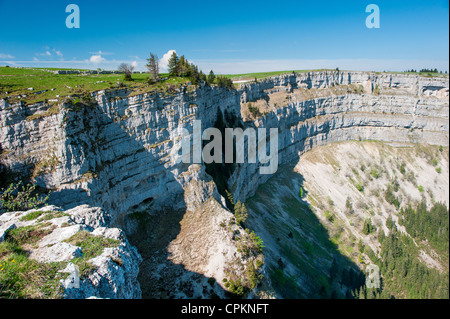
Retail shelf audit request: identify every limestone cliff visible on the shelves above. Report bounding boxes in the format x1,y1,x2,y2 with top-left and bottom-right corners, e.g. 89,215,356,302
1,71,447,221
0,71,448,298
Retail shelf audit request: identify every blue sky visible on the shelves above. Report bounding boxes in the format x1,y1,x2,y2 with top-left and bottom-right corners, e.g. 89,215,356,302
0,0,448,73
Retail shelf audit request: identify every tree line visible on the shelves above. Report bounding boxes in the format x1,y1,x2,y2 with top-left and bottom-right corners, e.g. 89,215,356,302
405,68,447,74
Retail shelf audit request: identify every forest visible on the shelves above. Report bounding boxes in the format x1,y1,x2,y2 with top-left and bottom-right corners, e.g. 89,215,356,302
361,200,449,299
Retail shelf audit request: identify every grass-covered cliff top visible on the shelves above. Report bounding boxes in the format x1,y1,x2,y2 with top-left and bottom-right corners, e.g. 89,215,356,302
0,67,191,105
1,66,447,105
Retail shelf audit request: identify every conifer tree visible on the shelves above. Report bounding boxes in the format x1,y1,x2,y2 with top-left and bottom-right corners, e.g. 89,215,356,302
207,70,216,84
168,51,179,77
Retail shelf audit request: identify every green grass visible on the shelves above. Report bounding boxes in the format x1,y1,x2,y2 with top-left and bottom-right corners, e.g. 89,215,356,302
63,231,121,277
0,224,63,298
19,210,69,222
19,210,46,221
6,224,54,246
0,252,64,299
0,224,120,298
0,67,190,105
0,67,147,104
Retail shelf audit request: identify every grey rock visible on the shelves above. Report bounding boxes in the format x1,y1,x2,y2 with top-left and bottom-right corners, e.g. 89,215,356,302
30,242,82,263
67,205,112,228
0,205,142,299
38,224,87,247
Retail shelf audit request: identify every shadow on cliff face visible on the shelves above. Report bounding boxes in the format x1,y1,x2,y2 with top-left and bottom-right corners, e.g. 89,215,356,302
122,206,234,299
246,161,366,299
229,100,369,299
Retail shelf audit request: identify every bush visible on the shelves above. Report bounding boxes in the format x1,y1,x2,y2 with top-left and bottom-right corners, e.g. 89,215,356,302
1,182,50,212
299,187,305,199
356,182,364,192
370,168,380,179
228,279,245,297
362,218,374,235
215,76,234,89
234,201,248,225
385,186,400,208
247,103,261,118
324,211,334,223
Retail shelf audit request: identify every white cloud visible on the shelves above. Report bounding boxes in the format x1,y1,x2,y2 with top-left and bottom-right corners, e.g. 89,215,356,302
89,54,106,64
131,60,138,70
159,50,177,71
89,50,114,56
0,53,15,59
35,48,64,59
41,51,52,56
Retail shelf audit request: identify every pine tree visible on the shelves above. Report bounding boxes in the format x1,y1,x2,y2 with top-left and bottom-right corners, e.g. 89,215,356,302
234,201,248,225
186,63,199,84
178,55,188,77
168,51,179,77
207,70,216,84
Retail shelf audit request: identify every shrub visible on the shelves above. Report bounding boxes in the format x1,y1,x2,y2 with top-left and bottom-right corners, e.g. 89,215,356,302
228,279,245,297
299,187,304,199
385,186,400,208
362,218,374,235
215,76,234,89
370,168,380,179
399,162,406,175
234,201,248,225
1,182,50,212
247,103,262,118
356,182,364,192
249,231,264,253
327,196,334,206
324,211,334,223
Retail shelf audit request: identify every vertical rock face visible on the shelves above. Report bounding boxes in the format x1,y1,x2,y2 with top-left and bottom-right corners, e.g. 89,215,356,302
0,71,448,222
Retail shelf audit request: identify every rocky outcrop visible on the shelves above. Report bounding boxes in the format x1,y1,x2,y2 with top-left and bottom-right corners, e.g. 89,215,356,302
0,205,142,299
